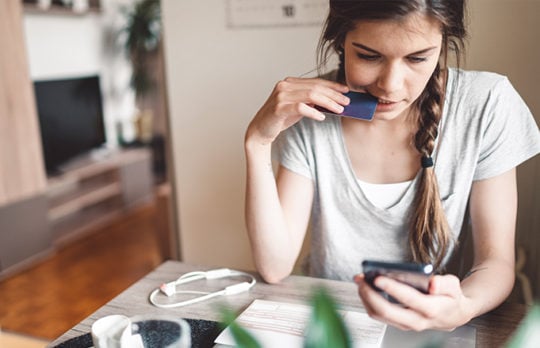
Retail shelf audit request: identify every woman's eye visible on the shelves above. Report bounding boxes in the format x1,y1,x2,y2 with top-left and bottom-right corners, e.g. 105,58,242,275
356,53,380,61
407,56,428,63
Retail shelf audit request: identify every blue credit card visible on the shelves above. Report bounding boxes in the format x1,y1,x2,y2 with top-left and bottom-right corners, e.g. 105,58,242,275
317,91,378,121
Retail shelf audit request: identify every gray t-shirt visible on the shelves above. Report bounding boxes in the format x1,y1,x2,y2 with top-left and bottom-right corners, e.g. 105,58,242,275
275,68,540,281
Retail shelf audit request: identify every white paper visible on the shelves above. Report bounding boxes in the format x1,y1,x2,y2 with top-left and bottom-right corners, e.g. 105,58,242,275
214,299,386,348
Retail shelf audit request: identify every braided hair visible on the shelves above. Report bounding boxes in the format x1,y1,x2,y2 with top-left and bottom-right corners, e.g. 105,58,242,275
410,62,450,268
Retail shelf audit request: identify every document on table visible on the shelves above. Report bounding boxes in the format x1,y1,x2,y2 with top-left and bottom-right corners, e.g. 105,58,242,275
214,299,387,348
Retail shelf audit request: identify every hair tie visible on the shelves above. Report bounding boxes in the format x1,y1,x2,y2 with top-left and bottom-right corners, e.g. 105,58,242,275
421,156,434,168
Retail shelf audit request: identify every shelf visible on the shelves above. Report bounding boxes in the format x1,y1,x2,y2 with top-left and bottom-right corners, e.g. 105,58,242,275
45,148,154,245
23,1,101,16
48,182,122,221
51,196,124,246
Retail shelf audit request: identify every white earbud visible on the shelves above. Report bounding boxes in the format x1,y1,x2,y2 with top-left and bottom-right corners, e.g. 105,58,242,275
159,282,177,297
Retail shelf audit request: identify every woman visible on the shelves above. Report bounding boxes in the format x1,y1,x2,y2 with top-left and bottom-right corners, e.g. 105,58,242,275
244,0,540,331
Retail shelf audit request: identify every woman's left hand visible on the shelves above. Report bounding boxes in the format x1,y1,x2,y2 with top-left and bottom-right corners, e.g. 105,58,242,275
354,273,475,331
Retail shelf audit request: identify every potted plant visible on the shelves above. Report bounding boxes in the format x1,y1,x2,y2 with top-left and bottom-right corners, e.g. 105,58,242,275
120,0,162,145
121,0,161,101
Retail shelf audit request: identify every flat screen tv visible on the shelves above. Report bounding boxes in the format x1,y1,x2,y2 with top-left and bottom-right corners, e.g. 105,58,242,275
34,75,106,175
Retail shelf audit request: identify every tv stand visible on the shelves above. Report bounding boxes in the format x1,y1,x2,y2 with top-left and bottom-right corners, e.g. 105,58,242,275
46,147,154,245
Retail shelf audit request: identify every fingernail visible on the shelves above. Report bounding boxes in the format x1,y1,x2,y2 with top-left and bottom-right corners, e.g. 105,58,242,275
428,277,437,294
374,277,386,289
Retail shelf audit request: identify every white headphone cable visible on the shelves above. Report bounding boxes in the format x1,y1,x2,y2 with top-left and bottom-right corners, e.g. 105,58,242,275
149,268,256,309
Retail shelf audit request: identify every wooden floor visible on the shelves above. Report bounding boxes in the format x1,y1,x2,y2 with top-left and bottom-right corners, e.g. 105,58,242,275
0,202,165,341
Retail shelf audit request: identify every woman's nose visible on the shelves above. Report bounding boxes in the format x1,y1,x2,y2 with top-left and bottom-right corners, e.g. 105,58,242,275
376,62,404,94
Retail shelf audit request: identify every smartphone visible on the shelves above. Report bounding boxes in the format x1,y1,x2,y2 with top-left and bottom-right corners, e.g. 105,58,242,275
362,260,434,303
317,91,378,121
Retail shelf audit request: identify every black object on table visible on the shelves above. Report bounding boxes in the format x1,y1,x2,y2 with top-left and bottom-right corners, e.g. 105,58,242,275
52,318,221,348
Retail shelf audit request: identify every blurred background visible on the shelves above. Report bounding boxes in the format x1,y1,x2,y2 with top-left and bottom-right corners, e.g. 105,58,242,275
0,0,538,346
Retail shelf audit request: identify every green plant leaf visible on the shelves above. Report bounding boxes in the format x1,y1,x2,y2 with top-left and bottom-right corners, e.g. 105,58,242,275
219,306,262,348
304,287,352,348
505,302,540,348
124,0,161,54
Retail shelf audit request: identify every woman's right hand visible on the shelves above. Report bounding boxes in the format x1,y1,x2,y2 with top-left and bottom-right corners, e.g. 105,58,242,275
245,77,350,146
245,77,347,282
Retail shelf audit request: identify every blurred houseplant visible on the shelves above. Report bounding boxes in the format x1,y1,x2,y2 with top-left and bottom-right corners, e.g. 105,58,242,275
120,0,162,144
505,302,540,347
303,288,352,348
122,0,161,101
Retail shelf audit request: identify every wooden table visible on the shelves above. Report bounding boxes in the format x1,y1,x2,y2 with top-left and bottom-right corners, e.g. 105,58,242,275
49,261,527,347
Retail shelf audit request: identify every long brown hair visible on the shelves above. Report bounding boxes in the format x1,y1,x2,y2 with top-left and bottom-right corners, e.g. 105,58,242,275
317,0,467,269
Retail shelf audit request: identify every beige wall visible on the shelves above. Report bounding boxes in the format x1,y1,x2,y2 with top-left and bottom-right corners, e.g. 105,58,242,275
465,0,540,298
163,0,540,296
162,0,327,270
